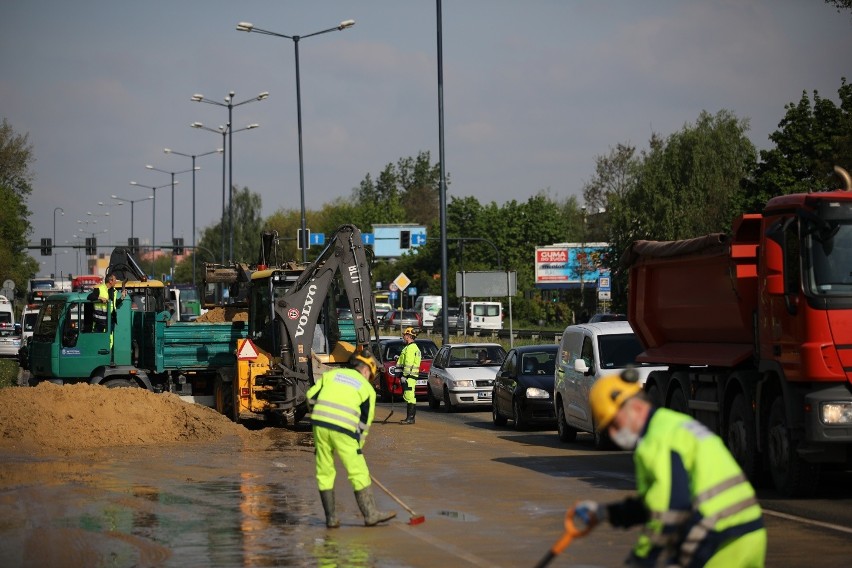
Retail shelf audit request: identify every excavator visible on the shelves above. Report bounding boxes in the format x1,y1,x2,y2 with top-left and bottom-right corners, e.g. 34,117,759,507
211,225,382,425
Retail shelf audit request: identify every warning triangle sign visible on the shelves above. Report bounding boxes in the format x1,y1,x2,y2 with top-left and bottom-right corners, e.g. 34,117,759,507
237,338,259,360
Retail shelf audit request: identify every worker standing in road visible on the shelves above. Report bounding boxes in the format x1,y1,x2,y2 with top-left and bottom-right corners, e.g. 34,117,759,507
307,349,396,528
397,326,421,425
573,374,766,567
87,272,126,334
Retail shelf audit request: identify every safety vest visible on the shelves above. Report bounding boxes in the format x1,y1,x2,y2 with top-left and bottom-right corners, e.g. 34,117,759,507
307,367,376,444
632,408,764,567
92,283,117,327
397,341,422,381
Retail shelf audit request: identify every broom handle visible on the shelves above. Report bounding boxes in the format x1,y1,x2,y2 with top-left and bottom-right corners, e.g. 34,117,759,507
371,475,417,516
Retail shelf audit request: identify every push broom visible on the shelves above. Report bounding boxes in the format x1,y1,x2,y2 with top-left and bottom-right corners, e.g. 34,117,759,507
370,475,425,525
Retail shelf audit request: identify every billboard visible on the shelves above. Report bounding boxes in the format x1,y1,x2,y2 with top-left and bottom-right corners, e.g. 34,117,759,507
535,243,608,288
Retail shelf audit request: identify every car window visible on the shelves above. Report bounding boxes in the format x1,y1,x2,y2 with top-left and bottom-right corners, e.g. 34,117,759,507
580,336,594,368
597,333,646,368
415,340,439,358
501,351,517,375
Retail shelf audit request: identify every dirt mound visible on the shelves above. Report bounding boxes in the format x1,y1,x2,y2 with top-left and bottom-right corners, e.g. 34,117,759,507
0,383,260,454
195,307,248,323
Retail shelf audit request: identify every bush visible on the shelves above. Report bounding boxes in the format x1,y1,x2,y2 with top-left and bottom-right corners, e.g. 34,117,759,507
0,359,20,388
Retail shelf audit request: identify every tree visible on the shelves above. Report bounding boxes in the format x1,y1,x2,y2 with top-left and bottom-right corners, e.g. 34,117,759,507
0,119,39,299
749,78,852,210
581,143,640,215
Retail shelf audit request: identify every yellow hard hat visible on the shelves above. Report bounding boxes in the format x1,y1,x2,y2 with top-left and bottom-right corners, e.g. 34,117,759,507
403,326,417,337
350,349,378,378
589,374,643,431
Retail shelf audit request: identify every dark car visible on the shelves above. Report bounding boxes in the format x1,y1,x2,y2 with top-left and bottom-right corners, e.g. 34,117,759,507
492,344,559,429
431,307,468,332
380,309,422,331
371,338,440,401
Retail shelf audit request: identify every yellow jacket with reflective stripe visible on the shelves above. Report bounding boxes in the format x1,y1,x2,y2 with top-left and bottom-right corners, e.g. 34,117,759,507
397,341,421,380
306,367,375,446
632,408,764,567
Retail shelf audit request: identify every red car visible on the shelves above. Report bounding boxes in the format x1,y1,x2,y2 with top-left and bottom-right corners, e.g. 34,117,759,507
372,337,439,402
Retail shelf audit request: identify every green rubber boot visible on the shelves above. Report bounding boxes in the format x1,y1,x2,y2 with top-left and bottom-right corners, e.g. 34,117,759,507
319,490,340,528
354,486,396,526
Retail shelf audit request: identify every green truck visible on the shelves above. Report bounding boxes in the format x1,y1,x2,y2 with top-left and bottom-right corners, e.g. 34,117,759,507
23,251,246,402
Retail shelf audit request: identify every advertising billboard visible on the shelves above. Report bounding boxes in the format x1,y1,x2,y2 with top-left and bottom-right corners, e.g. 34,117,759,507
535,243,608,289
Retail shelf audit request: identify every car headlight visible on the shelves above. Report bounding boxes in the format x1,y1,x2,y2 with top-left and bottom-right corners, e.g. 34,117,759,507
821,402,852,424
452,380,474,388
525,387,549,399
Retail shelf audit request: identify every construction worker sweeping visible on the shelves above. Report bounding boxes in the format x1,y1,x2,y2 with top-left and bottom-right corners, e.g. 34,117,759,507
571,374,766,567
397,327,421,424
307,349,396,528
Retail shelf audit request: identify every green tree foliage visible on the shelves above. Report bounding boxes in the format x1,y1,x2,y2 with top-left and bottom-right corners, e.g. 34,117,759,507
0,119,39,297
748,78,852,210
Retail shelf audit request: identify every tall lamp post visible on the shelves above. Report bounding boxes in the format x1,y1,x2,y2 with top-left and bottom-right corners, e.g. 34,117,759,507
191,91,268,262
53,207,64,278
145,165,197,281
110,194,153,247
130,180,173,275
191,121,259,264
237,19,354,262
163,147,223,287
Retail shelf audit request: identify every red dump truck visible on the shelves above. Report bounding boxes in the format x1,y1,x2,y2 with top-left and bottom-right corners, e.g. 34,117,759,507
623,167,852,497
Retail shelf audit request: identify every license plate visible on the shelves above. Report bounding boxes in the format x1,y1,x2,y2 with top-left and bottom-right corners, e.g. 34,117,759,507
477,391,491,399
416,380,427,386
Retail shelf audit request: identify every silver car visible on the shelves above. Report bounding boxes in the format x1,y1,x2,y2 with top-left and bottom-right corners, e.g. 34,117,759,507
427,343,506,411
0,327,22,358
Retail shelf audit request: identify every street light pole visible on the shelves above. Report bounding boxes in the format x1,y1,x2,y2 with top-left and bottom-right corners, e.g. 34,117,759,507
191,122,259,264
164,147,222,287
130,180,173,275
110,194,153,246
191,91,268,262
53,207,64,277
237,19,354,262
145,165,197,281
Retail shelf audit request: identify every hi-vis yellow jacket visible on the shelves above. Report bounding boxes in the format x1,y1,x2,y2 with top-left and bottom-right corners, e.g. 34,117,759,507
307,367,376,447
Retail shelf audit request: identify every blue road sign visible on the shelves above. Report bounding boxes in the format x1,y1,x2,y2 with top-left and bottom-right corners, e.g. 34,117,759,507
411,233,426,246
388,291,398,301
310,233,325,246
361,233,375,245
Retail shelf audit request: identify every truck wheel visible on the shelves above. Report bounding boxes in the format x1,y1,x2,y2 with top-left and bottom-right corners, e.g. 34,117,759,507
726,394,758,481
557,401,578,443
215,376,234,420
103,378,136,388
767,397,819,497
492,394,508,426
669,386,688,414
646,382,662,407
427,385,440,410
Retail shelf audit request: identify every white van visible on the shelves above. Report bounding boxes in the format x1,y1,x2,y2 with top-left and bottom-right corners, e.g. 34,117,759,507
553,320,665,448
21,304,41,341
468,301,503,331
413,295,442,329
0,295,15,333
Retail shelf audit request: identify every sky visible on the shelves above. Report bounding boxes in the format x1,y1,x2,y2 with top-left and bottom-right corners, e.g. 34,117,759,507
2,0,851,278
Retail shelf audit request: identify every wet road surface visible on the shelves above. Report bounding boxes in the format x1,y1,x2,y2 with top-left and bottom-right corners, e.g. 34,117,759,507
2,401,852,567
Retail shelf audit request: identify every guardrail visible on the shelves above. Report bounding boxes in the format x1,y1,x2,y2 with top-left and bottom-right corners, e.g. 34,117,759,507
376,325,561,343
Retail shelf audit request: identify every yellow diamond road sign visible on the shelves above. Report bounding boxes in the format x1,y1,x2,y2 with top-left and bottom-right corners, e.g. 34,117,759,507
393,272,411,291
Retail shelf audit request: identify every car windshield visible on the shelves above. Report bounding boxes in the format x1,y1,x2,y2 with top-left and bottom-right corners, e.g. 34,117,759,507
448,346,506,367
597,334,647,369
520,351,557,375
381,339,438,360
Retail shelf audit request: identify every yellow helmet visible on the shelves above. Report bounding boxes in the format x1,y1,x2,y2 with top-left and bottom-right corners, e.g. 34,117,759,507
350,349,378,378
403,326,417,338
589,374,643,431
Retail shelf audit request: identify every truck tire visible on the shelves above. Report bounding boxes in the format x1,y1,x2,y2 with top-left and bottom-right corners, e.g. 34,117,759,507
767,396,819,497
103,378,136,389
556,401,578,443
669,385,689,414
726,394,758,482
215,376,235,421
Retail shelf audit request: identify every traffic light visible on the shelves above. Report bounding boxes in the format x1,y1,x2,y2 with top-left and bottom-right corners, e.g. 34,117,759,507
297,229,311,250
85,237,97,255
40,238,52,256
128,237,139,255
400,230,411,249
173,237,184,255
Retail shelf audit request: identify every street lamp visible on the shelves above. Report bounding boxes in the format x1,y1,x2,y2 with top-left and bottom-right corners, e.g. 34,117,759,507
236,19,354,261
164,147,223,287
53,207,64,277
130,180,173,274
110,194,153,246
145,165,197,281
191,91,268,261
191,121,259,264
86,210,111,242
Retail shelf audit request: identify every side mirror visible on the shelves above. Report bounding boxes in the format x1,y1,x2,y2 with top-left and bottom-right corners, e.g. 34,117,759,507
574,359,590,374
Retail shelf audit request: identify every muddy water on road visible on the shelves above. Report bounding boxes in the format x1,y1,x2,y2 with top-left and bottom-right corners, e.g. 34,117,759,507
0,431,395,567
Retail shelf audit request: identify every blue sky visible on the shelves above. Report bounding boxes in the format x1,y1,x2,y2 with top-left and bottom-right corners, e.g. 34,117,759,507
2,1,850,277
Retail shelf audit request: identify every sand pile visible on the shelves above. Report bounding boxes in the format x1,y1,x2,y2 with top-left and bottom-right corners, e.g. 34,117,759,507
0,382,258,454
